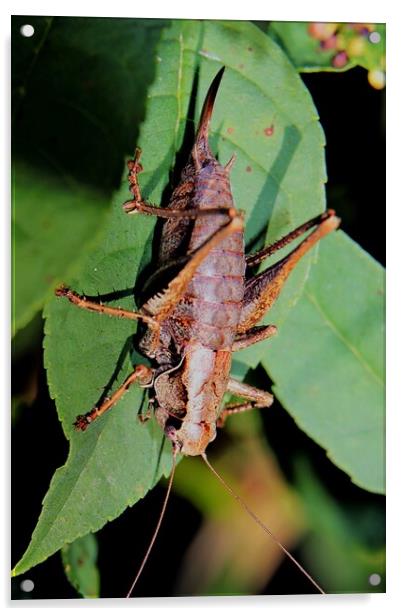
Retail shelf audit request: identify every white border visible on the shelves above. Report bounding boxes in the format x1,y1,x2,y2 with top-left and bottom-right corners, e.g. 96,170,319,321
3,1,400,614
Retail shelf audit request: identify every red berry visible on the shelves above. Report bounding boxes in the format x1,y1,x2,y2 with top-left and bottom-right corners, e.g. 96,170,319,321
332,51,349,68
320,34,338,50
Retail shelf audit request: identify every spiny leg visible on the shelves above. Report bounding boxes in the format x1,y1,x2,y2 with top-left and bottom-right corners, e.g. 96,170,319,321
232,324,277,351
217,377,274,428
55,285,159,331
74,364,153,431
124,199,239,220
127,147,144,203
246,210,336,268
238,211,340,332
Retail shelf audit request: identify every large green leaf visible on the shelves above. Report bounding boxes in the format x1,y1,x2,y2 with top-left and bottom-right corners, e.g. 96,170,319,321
12,16,166,334
13,19,328,577
262,231,385,494
12,160,109,335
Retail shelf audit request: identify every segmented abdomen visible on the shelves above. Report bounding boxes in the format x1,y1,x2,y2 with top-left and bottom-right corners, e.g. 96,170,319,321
173,166,246,350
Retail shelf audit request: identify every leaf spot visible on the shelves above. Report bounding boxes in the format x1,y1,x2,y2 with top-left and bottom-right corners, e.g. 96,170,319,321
264,124,275,137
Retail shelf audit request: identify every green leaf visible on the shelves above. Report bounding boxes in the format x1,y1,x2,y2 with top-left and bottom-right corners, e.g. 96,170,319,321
61,533,100,598
13,19,327,578
12,160,109,335
295,458,385,592
261,232,385,494
12,16,167,334
268,22,386,75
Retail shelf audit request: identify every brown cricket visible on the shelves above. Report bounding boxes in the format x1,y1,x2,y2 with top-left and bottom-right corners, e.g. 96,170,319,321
56,67,340,596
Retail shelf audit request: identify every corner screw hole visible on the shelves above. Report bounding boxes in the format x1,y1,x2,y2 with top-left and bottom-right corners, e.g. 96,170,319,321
20,578,35,592
20,24,35,38
369,573,381,586
369,31,381,44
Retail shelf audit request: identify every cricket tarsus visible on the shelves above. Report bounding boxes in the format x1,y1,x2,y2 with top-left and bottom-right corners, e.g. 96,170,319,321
201,453,326,595
126,447,178,598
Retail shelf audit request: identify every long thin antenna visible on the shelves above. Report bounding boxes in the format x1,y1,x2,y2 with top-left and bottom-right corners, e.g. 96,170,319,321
201,452,325,595
126,448,178,598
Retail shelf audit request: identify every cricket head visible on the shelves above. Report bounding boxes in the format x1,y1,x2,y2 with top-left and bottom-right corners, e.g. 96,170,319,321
165,420,217,456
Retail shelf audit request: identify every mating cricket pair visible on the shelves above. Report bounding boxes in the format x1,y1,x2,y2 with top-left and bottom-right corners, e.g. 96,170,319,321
56,67,340,596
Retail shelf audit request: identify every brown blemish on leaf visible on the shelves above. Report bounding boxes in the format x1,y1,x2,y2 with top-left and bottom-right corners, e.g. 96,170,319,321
227,127,234,135
264,124,275,137
247,47,253,52
246,166,252,173
239,63,244,69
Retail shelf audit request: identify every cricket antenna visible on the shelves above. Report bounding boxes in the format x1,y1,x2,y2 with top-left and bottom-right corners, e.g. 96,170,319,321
126,447,178,598
201,452,326,595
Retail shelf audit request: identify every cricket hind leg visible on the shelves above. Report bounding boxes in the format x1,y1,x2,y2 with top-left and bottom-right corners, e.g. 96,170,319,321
217,377,274,428
245,210,337,268
232,324,277,351
238,210,340,332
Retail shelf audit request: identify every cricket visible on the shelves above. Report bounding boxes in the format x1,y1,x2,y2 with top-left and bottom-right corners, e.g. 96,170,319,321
56,66,340,597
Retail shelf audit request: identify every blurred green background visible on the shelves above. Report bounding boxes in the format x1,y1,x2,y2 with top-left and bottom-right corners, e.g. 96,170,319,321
12,17,385,598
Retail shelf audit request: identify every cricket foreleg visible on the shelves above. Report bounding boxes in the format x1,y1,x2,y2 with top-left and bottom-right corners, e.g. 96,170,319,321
124,147,237,219
74,364,154,431
127,147,145,202
55,285,159,331
217,377,274,428
232,324,277,351
124,147,179,217
238,211,340,332
123,200,238,220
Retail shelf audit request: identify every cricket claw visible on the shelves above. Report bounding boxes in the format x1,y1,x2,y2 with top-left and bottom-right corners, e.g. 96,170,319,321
73,414,91,431
122,200,140,214
55,284,70,297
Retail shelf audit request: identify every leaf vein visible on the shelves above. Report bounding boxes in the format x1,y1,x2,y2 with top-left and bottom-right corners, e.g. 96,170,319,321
304,289,384,387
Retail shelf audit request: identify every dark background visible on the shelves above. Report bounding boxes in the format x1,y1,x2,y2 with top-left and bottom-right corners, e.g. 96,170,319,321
11,18,385,599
